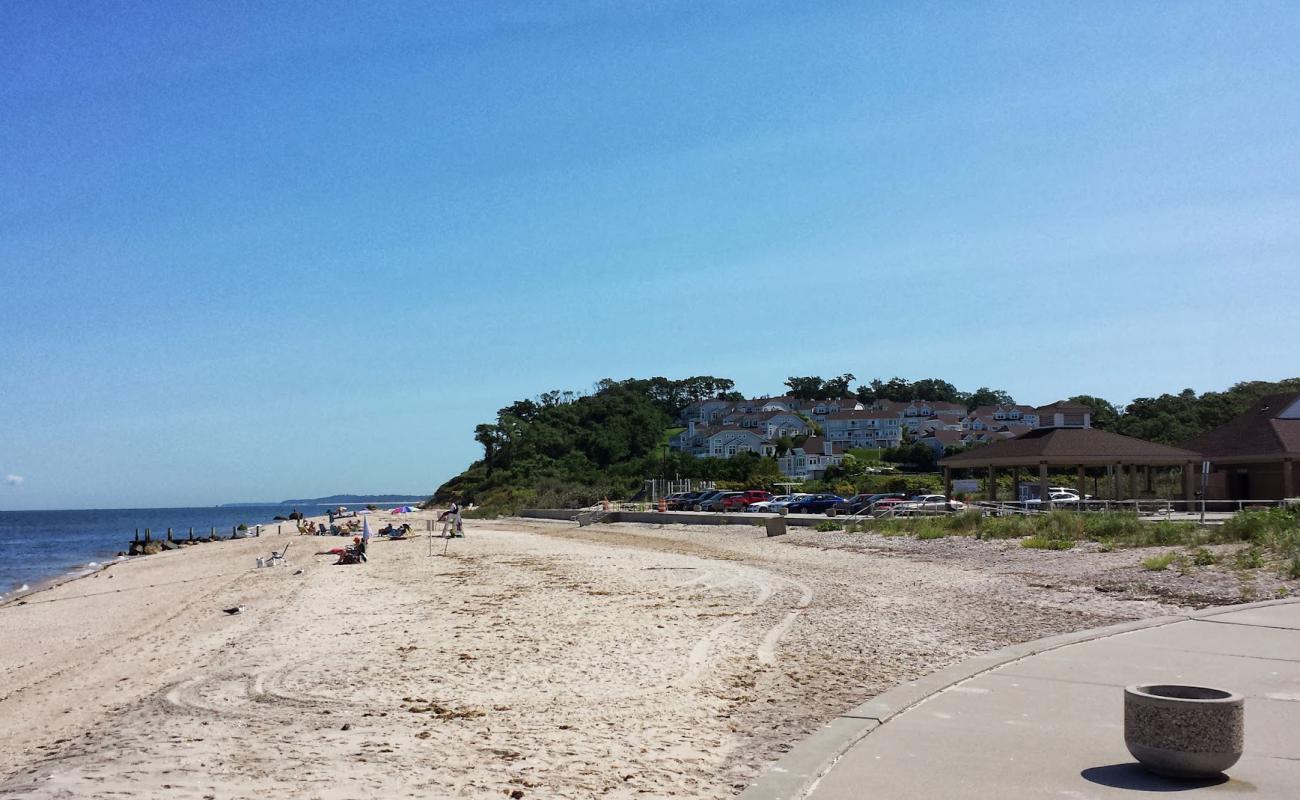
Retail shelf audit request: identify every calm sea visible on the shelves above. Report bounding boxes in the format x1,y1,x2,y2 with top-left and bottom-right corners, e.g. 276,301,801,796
0,505,326,601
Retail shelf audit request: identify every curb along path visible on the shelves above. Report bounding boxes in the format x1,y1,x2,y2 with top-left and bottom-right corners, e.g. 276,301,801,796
741,598,1300,800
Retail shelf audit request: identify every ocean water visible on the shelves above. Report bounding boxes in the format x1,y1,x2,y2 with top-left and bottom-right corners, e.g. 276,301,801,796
0,505,321,601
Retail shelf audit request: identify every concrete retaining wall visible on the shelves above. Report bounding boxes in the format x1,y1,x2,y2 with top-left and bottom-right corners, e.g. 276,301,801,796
518,509,579,522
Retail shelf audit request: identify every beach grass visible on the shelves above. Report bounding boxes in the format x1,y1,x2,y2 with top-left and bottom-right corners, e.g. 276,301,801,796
845,506,1300,576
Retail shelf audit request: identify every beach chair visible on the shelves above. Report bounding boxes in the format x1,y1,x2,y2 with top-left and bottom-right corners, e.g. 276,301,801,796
268,542,290,566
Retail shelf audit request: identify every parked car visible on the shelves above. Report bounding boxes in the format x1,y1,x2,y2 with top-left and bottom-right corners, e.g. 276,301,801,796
1049,486,1092,498
784,494,847,514
661,492,689,509
721,490,772,511
666,491,708,510
870,497,908,514
700,491,745,512
832,493,907,515
1026,491,1084,506
897,494,965,514
746,494,797,512
689,490,729,511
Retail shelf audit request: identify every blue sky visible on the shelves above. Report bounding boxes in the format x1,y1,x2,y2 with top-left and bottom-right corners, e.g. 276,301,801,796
2,1,1298,509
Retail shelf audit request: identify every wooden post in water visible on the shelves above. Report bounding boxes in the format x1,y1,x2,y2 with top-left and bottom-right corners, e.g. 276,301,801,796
144,528,151,543
166,527,173,542
188,527,194,541
134,528,140,543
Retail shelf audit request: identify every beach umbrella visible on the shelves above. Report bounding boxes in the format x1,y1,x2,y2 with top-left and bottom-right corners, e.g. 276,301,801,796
363,516,372,539
390,505,416,514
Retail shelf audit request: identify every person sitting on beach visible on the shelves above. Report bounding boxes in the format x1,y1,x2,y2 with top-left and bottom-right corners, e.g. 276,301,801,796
384,523,411,539
316,536,366,564
339,536,366,564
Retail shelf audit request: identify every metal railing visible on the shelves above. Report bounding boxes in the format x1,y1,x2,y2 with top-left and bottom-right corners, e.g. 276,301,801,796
969,498,1291,520
840,497,1295,526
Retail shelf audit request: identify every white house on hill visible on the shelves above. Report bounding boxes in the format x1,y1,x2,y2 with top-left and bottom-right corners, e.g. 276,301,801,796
778,437,845,480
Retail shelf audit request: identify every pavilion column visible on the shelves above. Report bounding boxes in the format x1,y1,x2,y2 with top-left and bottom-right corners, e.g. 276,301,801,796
1076,465,1086,500
1183,462,1196,506
1012,466,1021,501
1112,463,1121,500
1038,461,1050,509
943,466,953,498
1144,465,1154,493
1284,458,1295,498
1128,464,1138,500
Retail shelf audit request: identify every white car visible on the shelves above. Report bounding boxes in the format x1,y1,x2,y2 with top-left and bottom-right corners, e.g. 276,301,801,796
748,493,808,512
897,494,965,514
1027,491,1084,505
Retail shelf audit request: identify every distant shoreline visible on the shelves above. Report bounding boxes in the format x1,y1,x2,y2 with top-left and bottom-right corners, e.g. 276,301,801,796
219,495,428,508
0,507,326,608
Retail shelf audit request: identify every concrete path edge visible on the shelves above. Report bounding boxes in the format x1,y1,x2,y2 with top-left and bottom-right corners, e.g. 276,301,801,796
738,597,1300,800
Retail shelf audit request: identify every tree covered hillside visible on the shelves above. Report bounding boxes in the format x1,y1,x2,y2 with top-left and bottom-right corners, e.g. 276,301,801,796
430,375,1300,513
431,377,782,512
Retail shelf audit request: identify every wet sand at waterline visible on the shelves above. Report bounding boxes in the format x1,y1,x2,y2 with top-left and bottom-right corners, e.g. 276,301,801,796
1,513,1191,799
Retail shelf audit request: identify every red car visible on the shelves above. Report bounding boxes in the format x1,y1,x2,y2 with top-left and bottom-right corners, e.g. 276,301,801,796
721,490,773,511
871,497,907,513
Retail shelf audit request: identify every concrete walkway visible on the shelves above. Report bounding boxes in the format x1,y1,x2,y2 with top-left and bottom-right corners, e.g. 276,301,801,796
742,599,1300,799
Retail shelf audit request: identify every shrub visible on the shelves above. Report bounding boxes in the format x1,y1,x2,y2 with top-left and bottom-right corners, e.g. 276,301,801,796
1190,547,1218,566
1234,547,1264,570
976,516,1034,540
1022,535,1074,550
814,520,842,532
1077,513,1197,548
1218,506,1300,543
1083,513,1145,542
1141,552,1178,571
1141,521,1199,547
945,510,984,535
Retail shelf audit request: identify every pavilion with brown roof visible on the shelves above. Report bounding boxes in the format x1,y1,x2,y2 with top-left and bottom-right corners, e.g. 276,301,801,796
1185,392,1300,501
938,402,1204,504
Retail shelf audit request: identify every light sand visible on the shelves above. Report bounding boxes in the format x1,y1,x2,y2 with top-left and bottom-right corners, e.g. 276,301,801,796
0,513,1187,799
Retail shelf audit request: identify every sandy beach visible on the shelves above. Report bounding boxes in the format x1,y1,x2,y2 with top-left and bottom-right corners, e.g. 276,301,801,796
0,512,1233,799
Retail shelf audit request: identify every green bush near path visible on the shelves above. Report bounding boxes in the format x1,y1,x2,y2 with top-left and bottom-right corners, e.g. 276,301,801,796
846,506,1300,578
1022,535,1075,550
1141,552,1179,571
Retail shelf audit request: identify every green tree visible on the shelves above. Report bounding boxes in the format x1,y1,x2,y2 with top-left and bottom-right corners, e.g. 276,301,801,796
912,378,961,403
964,387,1015,410
1068,394,1120,430
822,373,856,398
784,376,825,400
872,377,915,402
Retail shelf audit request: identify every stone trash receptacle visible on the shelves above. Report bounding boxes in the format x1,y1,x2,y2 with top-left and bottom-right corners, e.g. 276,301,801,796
1124,684,1244,779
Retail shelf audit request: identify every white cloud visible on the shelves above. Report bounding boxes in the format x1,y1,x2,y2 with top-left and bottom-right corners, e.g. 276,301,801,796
5,474,23,486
